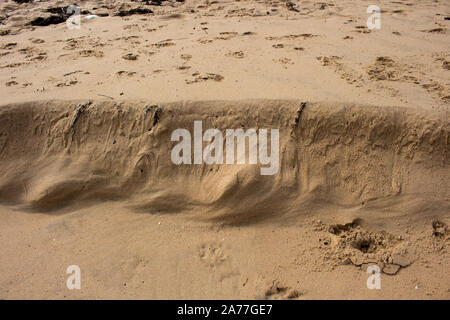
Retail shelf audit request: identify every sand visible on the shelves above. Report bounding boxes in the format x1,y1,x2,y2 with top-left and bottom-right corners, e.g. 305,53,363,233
0,0,449,299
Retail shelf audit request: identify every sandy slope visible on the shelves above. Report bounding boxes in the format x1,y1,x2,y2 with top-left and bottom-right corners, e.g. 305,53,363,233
0,0,449,299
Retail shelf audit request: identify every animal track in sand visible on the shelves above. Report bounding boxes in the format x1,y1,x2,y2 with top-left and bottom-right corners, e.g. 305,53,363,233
56,80,78,87
264,281,302,300
123,24,141,31
199,242,227,268
367,56,400,81
316,55,431,96
151,40,175,48
274,58,293,69
63,70,86,77
177,54,193,71
30,38,45,44
185,72,224,84
215,32,238,40
225,51,245,59
114,35,140,42
266,34,316,41
0,62,26,69
116,71,137,77
367,56,449,101
122,53,138,61
0,42,17,50
16,46,47,62
197,38,213,44
5,80,18,87
62,38,85,51
180,54,192,62
225,8,263,18
62,37,108,51
422,28,446,34
353,25,371,34
79,50,104,58
176,65,191,71
138,48,156,58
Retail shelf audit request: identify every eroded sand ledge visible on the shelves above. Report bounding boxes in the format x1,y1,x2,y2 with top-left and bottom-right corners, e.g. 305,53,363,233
0,99,448,223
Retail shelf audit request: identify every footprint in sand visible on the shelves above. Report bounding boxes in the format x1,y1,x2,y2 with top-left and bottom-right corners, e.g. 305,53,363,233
30,39,45,44
199,242,227,268
16,46,47,62
56,80,78,87
123,24,141,32
122,53,138,61
215,32,238,40
225,51,245,59
197,37,213,44
354,25,371,34
180,54,192,62
5,80,18,87
79,50,104,58
186,72,224,84
274,58,293,69
152,40,175,48
176,65,191,71
0,42,17,50
266,34,315,41
263,281,302,300
423,28,446,34
116,71,137,77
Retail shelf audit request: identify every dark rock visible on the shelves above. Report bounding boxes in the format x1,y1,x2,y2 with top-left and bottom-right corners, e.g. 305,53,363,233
30,15,66,26
30,6,72,26
115,8,154,17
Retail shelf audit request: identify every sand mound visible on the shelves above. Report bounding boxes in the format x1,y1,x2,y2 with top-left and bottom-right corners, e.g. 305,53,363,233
0,99,448,224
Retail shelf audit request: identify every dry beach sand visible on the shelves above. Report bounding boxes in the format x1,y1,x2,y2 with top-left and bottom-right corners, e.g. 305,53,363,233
0,0,449,299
